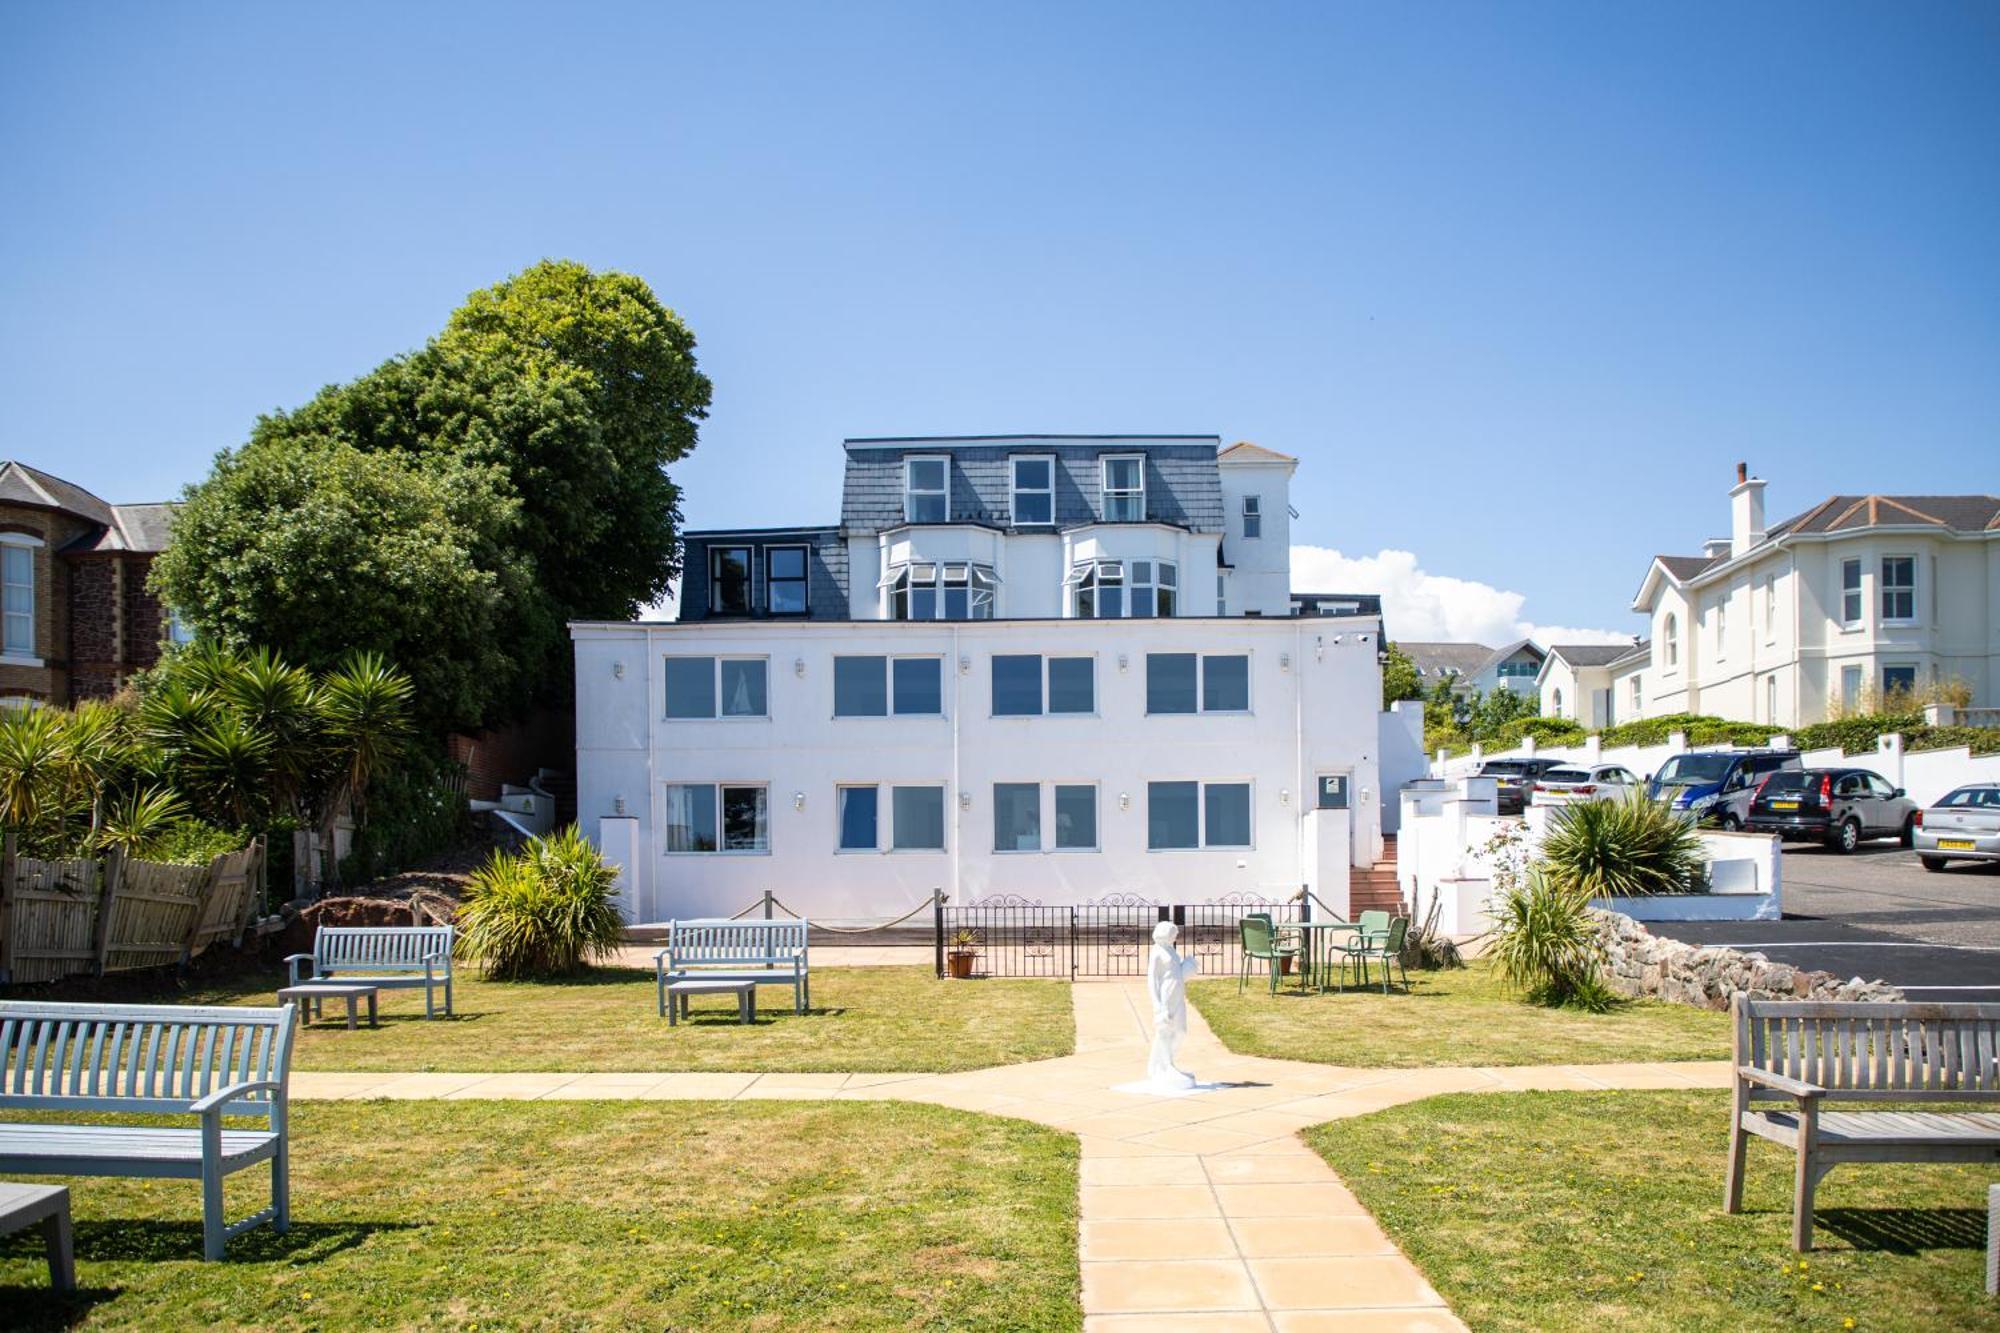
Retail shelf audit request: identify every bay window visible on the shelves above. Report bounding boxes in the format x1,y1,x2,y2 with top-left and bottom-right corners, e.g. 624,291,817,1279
1881,556,1915,622
1068,559,1176,618
1,544,33,657
886,562,996,620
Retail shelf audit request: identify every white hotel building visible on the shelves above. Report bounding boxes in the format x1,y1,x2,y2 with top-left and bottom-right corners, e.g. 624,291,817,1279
572,436,1422,923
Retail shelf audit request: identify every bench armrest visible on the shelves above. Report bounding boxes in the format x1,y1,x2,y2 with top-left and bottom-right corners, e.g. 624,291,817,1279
284,954,316,986
1736,1065,1825,1099
282,953,315,964
191,1079,288,1116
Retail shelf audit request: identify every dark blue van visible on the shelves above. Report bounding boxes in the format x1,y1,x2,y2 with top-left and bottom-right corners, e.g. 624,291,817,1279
1645,749,1802,829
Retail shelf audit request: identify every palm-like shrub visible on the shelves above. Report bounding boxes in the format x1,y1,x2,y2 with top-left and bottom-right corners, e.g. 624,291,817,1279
457,826,624,980
96,785,189,856
1540,790,1706,899
1489,866,1614,1012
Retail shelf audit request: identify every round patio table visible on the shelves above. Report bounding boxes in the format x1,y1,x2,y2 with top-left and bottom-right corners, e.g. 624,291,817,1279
1289,920,1365,992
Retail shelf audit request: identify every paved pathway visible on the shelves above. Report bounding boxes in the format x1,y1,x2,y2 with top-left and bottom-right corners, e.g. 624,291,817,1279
292,984,1730,1330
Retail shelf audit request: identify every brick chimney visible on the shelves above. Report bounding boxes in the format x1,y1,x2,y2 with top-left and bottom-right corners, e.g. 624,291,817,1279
1730,461,1766,558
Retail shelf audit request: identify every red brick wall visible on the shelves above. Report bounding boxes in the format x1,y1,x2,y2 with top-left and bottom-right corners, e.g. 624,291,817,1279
448,706,576,800
122,554,165,675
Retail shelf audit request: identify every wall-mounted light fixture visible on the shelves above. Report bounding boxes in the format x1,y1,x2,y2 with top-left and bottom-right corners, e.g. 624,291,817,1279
612,661,625,680
1279,652,1291,671
792,792,806,811
958,790,972,811
959,654,971,674
612,796,627,816
1279,788,1291,806
1314,636,1324,662
1117,653,1129,673
793,657,806,677
1118,792,1131,811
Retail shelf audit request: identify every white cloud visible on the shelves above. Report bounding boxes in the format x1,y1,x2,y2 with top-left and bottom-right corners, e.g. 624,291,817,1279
1290,545,1633,649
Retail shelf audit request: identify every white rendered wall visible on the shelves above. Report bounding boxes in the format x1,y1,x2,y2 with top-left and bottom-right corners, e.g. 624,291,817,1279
574,615,1386,921
1216,456,1294,615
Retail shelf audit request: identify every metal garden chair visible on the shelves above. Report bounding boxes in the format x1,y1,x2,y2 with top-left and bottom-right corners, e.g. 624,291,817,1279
1238,915,1300,995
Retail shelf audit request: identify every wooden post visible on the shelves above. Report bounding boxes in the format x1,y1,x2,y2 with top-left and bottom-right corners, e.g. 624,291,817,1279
233,837,264,946
182,849,226,960
0,829,16,984
92,846,125,976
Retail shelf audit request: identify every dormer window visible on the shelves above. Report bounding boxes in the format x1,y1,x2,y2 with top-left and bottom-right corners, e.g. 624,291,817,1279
1010,456,1054,525
885,562,996,619
1100,456,1144,522
709,545,752,615
904,457,948,523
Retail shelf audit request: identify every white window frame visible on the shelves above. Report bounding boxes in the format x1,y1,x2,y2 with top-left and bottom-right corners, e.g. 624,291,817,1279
707,544,754,616
886,562,996,620
990,654,1095,718
1008,454,1055,527
1839,663,1864,711
1146,778,1255,851
1126,560,1177,619
661,782,770,855
764,544,809,616
1141,652,1252,716
663,655,770,721
991,781,1042,854
1662,614,1678,669
1880,554,1916,625
1765,674,1778,724
834,783,882,853
903,455,949,524
1880,662,1918,700
1713,596,1727,659
0,533,42,664
1051,782,1100,852
1628,675,1642,713
1241,494,1261,540
1840,558,1863,628
1763,572,1776,641
832,654,945,718
1100,455,1145,522
888,783,948,853
1068,559,1176,619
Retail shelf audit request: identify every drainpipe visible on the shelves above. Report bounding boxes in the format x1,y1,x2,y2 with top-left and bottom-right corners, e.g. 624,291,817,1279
950,622,962,907
643,627,658,922
1294,620,1306,897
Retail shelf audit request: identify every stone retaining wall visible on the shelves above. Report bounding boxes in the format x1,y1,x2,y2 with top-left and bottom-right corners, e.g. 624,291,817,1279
1594,909,1903,1010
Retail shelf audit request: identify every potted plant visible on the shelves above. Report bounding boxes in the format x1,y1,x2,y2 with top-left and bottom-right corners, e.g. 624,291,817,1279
945,927,981,980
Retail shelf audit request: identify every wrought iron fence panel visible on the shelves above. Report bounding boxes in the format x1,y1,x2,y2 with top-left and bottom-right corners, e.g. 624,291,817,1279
938,893,1304,978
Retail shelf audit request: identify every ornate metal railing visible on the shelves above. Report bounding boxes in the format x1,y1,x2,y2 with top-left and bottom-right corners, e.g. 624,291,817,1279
935,891,1305,978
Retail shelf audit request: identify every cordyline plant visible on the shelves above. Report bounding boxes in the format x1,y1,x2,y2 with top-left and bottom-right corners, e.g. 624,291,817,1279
456,826,625,980
1489,865,1615,1013
1540,790,1707,899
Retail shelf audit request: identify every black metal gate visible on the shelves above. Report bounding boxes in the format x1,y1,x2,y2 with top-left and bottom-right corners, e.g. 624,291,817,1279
935,893,1305,979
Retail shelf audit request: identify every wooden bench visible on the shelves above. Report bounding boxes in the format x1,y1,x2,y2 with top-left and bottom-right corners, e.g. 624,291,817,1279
287,924,455,1019
0,1000,297,1260
664,979,758,1027
1725,996,2000,1250
0,1182,73,1291
654,919,809,1017
278,982,381,1030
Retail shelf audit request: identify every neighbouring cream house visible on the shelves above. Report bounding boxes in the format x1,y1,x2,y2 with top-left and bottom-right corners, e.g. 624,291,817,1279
573,435,1426,923
1536,641,1648,728
1627,464,2000,727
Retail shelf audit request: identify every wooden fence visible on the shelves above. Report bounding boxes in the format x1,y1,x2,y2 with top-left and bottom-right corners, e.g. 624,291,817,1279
0,837,266,985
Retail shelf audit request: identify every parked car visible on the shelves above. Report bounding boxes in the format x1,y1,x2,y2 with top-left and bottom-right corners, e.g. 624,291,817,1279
1477,757,1571,815
1744,767,1919,852
1531,764,1643,806
1913,784,2000,872
1645,749,1801,829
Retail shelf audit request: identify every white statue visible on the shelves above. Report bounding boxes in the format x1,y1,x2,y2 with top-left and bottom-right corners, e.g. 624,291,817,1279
1145,920,1201,1091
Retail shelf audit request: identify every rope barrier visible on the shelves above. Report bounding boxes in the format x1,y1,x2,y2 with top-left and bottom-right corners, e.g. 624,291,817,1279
719,891,943,934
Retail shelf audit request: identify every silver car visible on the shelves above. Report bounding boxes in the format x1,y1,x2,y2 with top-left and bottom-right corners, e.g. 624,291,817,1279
1531,764,1643,807
1914,784,2000,871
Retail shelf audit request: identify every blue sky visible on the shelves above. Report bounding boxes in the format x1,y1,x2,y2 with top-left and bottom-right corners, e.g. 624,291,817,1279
2,2,1995,641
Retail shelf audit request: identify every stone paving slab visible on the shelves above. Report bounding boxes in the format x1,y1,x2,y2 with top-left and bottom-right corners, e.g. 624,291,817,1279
287,973,1720,1328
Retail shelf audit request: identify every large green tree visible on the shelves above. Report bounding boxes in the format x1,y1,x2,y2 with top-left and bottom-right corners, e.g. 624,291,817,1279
154,260,710,731
1381,641,1423,709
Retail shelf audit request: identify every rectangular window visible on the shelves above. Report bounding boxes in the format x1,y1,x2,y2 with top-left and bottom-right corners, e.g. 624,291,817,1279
1881,664,1917,699
1216,574,1226,616
1146,653,1198,714
1763,572,1776,638
1101,456,1144,522
1202,654,1250,711
891,785,946,851
837,785,879,851
889,562,996,620
664,657,768,719
1765,674,1778,723
1242,495,1261,540
1713,597,1727,656
1881,556,1915,622
1127,560,1177,618
1048,657,1094,713
1840,558,1862,625
709,546,752,615
1,546,33,656
1629,675,1642,712
991,654,1043,716
1010,456,1054,525
993,782,1040,852
1316,775,1349,810
1054,784,1097,850
833,656,887,717
1147,780,1251,849
892,657,942,715
904,457,948,523
766,546,808,615
1840,663,1863,711
663,783,768,853
1147,780,1199,849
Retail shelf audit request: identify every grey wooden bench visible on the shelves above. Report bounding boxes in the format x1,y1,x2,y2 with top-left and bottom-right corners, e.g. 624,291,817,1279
1726,996,2000,1250
287,924,455,1019
0,1181,73,1291
0,1000,297,1260
654,919,809,1017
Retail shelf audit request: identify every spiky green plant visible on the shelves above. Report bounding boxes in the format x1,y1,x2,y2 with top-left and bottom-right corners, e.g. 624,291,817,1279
1488,866,1614,1012
179,711,275,826
456,825,624,980
317,651,414,830
0,706,68,831
1540,789,1707,899
96,785,189,857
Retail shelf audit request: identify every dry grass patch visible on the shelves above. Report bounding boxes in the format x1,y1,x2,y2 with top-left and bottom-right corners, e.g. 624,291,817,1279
1307,1089,1998,1332
1189,957,1727,1067
179,964,1072,1072
1,1099,1080,1331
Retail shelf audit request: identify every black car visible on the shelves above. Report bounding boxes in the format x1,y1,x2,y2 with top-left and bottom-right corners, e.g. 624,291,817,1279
1476,757,1571,816
1744,767,1920,852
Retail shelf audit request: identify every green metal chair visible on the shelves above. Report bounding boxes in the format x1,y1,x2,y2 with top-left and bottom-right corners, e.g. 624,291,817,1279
1334,910,1390,992
1340,915,1411,993
1238,915,1300,995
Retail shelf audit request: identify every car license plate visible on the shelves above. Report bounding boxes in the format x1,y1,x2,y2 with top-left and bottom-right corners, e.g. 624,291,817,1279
1771,801,1798,810
1939,839,1976,851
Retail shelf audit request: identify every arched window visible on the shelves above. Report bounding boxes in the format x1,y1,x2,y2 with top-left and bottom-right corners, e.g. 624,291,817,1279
1552,687,1564,717
1663,614,1679,667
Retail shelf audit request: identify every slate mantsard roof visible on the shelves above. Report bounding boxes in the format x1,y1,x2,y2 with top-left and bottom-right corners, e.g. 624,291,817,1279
0,461,176,553
1649,494,2000,590
838,435,1226,534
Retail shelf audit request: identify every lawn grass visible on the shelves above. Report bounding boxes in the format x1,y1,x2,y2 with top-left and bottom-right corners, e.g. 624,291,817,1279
1307,1089,1998,1333
1188,957,1728,1067
0,1099,1080,1331
170,965,1072,1073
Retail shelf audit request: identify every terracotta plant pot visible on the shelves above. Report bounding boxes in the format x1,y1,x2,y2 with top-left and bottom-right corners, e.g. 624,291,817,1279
1279,955,1295,976
946,951,976,980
